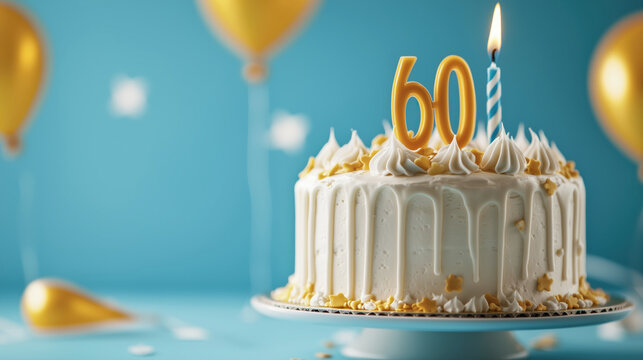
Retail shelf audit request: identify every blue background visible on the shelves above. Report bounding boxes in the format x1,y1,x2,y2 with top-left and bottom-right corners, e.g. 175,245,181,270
0,0,641,291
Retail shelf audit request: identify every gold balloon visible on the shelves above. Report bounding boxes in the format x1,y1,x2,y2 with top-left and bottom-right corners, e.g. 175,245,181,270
22,279,134,333
0,3,46,154
198,0,318,82
589,12,643,175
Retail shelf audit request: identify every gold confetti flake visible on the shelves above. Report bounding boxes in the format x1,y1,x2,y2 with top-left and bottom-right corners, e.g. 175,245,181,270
531,333,558,350
315,352,332,358
514,219,526,231
484,293,500,306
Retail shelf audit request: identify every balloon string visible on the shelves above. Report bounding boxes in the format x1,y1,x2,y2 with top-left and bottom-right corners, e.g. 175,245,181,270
19,169,38,284
247,83,272,293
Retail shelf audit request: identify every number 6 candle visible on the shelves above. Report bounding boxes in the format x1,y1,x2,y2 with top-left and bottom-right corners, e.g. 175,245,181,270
486,3,502,141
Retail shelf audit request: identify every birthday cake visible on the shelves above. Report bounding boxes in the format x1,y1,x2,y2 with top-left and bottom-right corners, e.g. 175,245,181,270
272,56,608,314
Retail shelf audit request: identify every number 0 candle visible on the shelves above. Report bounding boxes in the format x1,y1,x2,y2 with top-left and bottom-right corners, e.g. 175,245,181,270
486,3,502,141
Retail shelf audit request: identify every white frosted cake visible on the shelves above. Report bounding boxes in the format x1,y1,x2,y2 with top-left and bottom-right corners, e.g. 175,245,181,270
272,124,608,313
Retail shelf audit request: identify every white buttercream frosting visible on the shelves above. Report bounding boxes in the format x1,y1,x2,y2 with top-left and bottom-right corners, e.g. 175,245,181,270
432,138,479,175
428,127,445,149
477,296,490,313
370,135,425,176
330,130,368,165
470,124,489,151
503,297,523,313
480,125,526,175
514,123,529,151
363,301,376,310
315,128,340,169
444,296,464,313
524,129,560,174
551,141,566,163
464,297,477,312
432,293,447,306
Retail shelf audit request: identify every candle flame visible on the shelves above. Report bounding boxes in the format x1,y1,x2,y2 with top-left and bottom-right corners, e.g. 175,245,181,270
487,3,502,59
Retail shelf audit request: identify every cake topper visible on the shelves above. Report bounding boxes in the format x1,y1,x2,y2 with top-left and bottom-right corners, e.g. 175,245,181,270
391,56,476,150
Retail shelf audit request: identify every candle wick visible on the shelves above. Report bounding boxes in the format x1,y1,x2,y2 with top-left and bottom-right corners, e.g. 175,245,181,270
491,49,497,63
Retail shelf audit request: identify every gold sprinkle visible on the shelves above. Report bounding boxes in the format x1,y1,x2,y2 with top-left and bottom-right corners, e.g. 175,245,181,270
315,352,332,358
537,273,553,292
341,160,362,173
489,303,502,312
416,146,436,157
484,293,500,306
543,178,557,195
428,162,447,175
535,304,547,311
559,161,579,179
327,293,348,308
414,156,431,171
566,295,579,309
408,130,415,138
526,157,541,175
445,274,463,292
298,157,315,178
413,297,438,313
319,163,341,179
531,333,558,351
556,248,564,256
514,219,526,231
371,134,388,147
469,148,484,166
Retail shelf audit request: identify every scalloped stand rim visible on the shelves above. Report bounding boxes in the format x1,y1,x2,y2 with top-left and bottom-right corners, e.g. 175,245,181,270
251,294,633,360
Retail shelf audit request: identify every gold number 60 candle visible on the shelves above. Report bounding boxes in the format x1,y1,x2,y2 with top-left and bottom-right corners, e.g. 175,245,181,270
391,56,476,150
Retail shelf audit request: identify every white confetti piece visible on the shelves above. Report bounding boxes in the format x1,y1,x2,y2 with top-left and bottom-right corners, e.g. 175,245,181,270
172,326,208,341
128,344,155,356
110,75,147,118
269,111,309,153
597,321,625,341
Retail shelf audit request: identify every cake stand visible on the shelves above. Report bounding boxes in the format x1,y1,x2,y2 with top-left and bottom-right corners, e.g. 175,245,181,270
251,295,632,360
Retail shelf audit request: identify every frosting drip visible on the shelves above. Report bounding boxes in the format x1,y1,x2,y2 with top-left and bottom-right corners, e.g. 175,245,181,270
432,138,479,175
315,128,340,169
330,130,368,165
370,135,424,176
524,129,560,174
480,125,526,175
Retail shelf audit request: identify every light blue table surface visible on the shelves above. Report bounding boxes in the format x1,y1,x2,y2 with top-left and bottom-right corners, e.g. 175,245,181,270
0,290,641,359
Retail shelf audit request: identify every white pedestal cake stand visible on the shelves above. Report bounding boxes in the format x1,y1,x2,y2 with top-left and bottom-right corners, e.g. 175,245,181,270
251,295,632,360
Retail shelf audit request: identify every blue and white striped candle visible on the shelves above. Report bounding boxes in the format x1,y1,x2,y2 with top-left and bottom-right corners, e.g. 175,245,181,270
486,62,502,140
486,2,502,141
